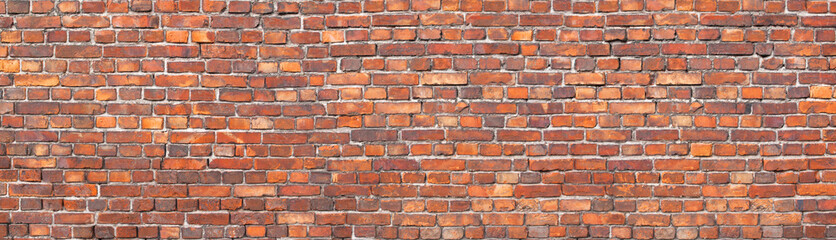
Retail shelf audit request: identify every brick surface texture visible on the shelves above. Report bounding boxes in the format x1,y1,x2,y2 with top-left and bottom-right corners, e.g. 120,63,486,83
2,0,836,239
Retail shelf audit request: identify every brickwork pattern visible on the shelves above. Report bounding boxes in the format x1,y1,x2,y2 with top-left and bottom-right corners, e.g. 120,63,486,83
1,0,836,239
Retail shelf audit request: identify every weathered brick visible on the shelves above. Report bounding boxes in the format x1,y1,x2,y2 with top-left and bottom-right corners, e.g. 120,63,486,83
421,73,467,85
327,73,370,85
656,72,702,85
565,73,605,85
466,14,518,26
62,16,110,28
112,16,159,28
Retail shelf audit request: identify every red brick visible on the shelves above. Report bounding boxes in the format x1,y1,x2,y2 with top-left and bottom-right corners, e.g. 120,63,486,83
112,16,159,28
14,74,59,86
749,185,796,198
607,15,653,26
187,213,229,225
373,15,419,26
613,43,659,56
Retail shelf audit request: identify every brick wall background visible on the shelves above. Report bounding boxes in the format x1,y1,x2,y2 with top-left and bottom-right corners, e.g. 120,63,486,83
1,0,836,239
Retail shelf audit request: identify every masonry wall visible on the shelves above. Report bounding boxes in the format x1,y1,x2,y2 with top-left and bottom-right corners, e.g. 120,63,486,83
1,0,835,239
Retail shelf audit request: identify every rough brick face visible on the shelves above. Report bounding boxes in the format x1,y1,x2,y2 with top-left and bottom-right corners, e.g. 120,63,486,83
1,0,836,239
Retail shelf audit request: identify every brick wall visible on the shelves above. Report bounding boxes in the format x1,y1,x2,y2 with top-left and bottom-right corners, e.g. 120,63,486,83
1,0,836,239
